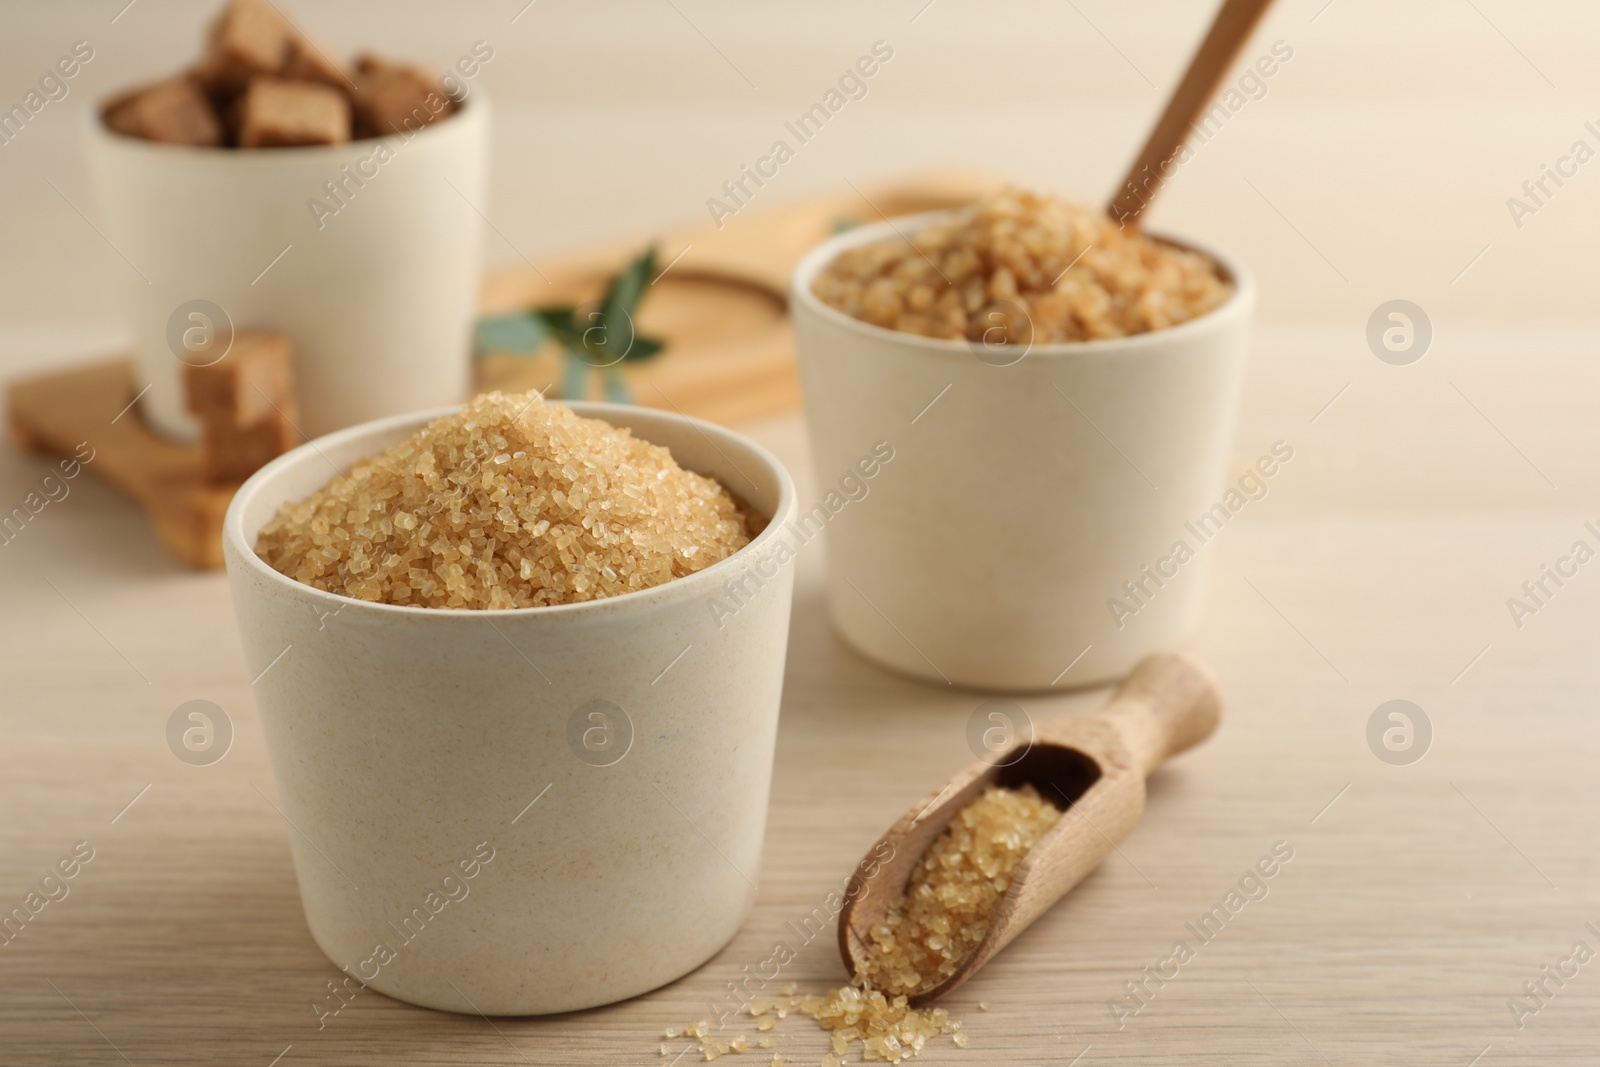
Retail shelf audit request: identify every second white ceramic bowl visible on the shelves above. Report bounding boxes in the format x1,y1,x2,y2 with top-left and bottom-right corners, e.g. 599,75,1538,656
791,214,1254,690
83,96,489,441
223,401,797,1014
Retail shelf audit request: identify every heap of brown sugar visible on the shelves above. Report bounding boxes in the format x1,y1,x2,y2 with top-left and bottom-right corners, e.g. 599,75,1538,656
255,391,758,609
812,187,1231,343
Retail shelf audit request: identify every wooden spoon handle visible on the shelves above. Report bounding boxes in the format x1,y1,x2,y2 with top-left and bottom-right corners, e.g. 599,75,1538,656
1097,651,1223,775
1106,0,1277,226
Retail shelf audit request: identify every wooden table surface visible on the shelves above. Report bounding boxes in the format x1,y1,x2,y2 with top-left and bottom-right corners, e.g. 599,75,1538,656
4,1,1600,1064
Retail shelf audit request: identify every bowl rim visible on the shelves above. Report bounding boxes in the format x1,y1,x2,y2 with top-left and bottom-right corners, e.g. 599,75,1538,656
222,399,798,621
81,85,487,164
789,208,1254,358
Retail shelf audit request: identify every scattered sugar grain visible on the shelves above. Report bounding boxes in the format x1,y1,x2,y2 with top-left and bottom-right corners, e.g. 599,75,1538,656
795,985,964,1065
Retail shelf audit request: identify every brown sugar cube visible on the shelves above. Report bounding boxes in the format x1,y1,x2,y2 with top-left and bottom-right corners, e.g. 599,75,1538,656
182,332,294,428
196,0,295,95
103,105,142,137
101,85,146,138
282,32,353,91
199,409,299,483
106,77,223,146
238,77,350,147
136,78,223,146
350,53,453,138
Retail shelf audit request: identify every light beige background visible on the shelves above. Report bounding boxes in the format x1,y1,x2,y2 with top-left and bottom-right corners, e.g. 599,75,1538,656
2,1,1598,1064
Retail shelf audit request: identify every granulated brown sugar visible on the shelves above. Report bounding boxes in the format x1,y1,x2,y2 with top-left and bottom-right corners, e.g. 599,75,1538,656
664,786,1058,1064
796,986,963,1063
812,188,1231,343
669,988,962,1065
255,391,758,608
857,784,1060,998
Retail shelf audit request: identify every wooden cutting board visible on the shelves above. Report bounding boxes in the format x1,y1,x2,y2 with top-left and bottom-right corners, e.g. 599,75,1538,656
3,171,1000,568
473,169,999,424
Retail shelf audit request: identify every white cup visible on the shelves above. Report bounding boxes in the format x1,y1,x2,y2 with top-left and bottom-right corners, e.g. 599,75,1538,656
791,214,1253,690
83,97,489,441
223,402,798,1014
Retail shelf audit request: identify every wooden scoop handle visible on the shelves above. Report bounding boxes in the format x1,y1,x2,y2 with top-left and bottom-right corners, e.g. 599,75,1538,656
1106,0,1277,226
1096,651,1223,775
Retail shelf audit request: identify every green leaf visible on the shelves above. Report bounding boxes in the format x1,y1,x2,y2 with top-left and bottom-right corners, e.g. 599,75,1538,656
535,305,576,333
563,350,590,400
475,312,548,355
528,246,668,373
621,335,665,362
604,365,632,403
600,246,657,327
584,245,657,362
532,306,583,351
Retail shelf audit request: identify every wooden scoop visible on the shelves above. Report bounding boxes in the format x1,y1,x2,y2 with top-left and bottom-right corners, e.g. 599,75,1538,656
837,651,1222,1005
1106,0,1278,226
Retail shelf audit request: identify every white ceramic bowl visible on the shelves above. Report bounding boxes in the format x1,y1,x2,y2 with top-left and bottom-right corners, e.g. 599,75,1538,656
83,97,489,441
223,401,798,1015
791,214,1254,690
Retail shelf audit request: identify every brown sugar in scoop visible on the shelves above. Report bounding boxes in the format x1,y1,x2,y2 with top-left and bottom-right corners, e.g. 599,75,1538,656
839,652,1223,1006
855,784,1061,998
